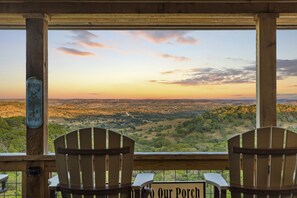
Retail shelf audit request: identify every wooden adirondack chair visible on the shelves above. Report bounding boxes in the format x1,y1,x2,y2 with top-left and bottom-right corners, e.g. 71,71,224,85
0,174,8,194
204,127,297,198
49,127,154,198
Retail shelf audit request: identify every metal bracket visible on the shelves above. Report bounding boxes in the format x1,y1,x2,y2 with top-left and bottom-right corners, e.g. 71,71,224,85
27,166,41,176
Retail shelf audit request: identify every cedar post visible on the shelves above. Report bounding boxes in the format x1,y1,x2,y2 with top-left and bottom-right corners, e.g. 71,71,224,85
25,14,48,198
255,13,278,128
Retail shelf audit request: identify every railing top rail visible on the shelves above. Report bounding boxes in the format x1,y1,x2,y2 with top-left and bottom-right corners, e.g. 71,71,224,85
0,152,228,162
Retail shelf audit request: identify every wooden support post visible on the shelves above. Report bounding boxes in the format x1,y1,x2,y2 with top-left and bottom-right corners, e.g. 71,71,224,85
255,13,278,128
25,14,48,198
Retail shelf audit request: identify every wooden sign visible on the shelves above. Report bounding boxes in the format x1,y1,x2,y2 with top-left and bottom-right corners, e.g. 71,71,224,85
26,77,43,129
149,182,205,198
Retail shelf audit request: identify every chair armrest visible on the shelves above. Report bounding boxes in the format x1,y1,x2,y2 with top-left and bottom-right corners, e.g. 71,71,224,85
48,175,59,190
204,173,229,191
0,174,8,193
132,173,154,189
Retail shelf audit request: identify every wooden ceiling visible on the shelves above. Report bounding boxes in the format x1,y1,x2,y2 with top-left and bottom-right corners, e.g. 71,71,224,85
1,1,297,29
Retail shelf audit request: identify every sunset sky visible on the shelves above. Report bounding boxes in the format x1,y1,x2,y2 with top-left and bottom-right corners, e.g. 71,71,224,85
0,30,296,99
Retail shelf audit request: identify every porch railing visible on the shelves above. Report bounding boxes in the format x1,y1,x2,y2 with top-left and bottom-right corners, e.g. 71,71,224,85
0,152,228,198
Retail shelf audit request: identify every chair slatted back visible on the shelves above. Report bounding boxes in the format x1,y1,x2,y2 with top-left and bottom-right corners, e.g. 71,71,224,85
228,127,297,198
54,127,135,198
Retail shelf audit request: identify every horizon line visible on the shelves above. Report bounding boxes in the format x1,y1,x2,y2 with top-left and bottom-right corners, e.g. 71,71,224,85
1,98,295,101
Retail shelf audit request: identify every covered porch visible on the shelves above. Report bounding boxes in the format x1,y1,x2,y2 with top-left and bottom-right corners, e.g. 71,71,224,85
0,0,297,197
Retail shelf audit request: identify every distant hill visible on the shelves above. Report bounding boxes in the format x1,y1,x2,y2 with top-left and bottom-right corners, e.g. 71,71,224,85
0,102,296,153
131,104,297,152
0,99,256,118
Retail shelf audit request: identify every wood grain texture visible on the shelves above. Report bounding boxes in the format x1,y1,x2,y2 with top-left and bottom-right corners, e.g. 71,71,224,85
3,2,297,15
270,127,285,198
121,136,134,186
3,13,297,29
228,135,240,198
25,16,48,198
66,130,81,198
283,130,297,198
26,17,48,155
121,136,134,198
54,136,68,188
79,128,93,198
242,130,255,198
108,130,121,198
256,127,271,198
255,14,277,128
93,128,107,198
270,128,285,185
0,153,229,171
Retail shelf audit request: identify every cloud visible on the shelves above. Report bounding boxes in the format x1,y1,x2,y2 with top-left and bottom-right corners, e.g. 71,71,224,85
153,67,256,86
176,36,197,44
148,80,157,83
57,30,111,56
161,70,182,75
57,47,95,56
159,53,191,62
225,57,255,64
71,30,110,48
278,94,297,99
131,31,197,44
151,58,297,86
277,59,297,78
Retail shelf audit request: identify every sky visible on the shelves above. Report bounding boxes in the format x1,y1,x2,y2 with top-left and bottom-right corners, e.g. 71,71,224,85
0,30,296,99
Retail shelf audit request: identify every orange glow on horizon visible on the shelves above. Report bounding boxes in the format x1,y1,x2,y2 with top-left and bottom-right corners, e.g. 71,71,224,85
47,82,256,100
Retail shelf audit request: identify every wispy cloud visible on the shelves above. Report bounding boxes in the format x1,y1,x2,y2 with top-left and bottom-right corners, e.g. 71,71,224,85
159,53,191,62
168,67,255,85
176,36,197,44
150,58,297,86
131,31,197,44
278,94,297,99
277,59,297,79
161,70,183,75
57,30,111,56
71,30,110,48
88,93,101,96
57,47,95,56
225,57,255,64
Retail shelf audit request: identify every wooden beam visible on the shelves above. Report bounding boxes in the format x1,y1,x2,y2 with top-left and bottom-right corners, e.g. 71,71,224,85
255,13,277,128
0,152,229,171
1,2,297,15
26,15,48,156
26,15,48,198
1,13,297,29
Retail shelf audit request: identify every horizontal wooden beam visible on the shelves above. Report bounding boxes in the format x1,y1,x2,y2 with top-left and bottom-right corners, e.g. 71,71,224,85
1,2,297,15
1,13,297,29
0,152,228,171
